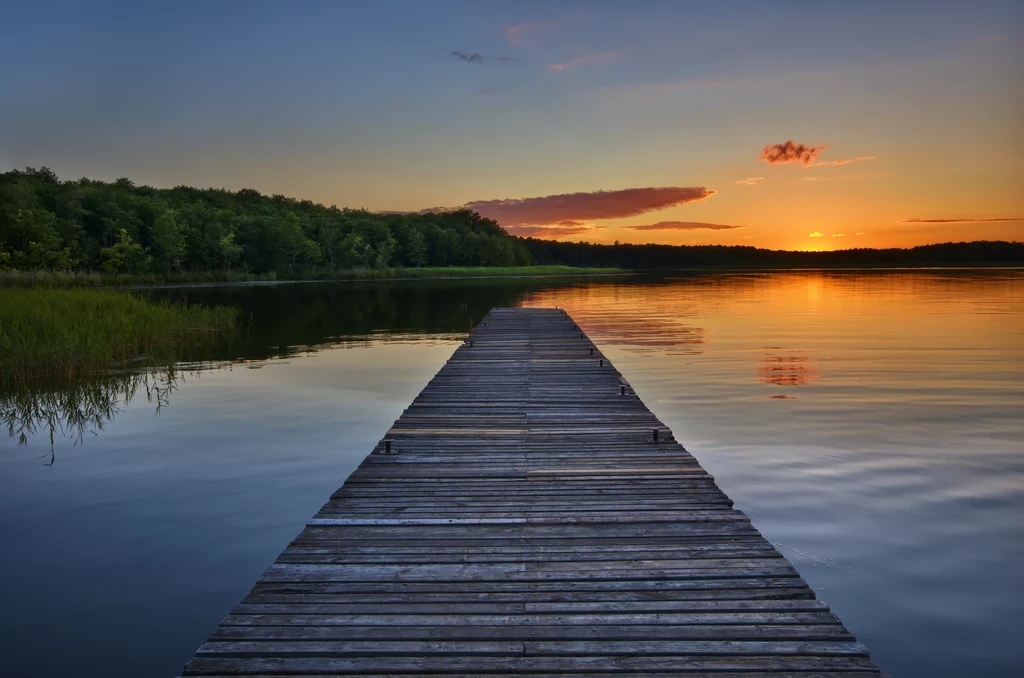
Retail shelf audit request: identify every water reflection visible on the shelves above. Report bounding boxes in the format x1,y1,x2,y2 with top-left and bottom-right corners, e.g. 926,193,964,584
4,278,597,452
1,270,1022,678
758,352,819,388
149,278,561,360
2,368,190,463
520,281,706,355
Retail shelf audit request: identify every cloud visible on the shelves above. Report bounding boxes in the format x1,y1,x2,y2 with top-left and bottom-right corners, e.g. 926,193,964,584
736,177,763,185
761,141,829,167
812,156,876,167
451,51,515,64
809,232,824,237
451,51,484,64
548,51,620,71
622,221,747,231
505,224,593,238
465,186,716,226
899,217,1024,223
505,22,551,45
855,232,866,235
831,233,845,237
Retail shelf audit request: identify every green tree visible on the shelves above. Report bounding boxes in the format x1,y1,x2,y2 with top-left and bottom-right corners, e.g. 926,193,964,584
218,232,243,272
405,228,428,267
150,208,188,272
100,229,152,274
318,222,343,268
277,214,321,273
0,169,540,277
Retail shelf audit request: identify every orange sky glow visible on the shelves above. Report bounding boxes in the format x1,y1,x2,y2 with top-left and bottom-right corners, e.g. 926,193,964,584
3,3,1021,251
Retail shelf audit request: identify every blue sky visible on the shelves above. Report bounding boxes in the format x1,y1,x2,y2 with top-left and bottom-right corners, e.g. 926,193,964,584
2,1,1021,248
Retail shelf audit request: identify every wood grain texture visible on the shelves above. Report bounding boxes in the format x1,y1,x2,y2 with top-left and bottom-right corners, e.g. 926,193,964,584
180,308,879,676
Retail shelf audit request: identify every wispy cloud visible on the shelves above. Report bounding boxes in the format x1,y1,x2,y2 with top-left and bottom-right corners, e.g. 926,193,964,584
451,51,515,64
809,232,824,237
855,232,866,235
622,221,747,231
505,22,552,46
451,51,484,64
506,224,593,238
831,233,845,237
548,50,620,71
899,217,1024,223
465,186,715,226
812,155,876,167
761,140,829,167
736,177,763,185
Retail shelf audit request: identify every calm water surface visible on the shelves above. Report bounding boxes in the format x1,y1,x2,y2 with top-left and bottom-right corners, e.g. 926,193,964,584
1,271,1021,677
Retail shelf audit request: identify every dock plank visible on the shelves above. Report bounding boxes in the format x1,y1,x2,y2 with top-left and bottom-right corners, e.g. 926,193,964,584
180,308,879,676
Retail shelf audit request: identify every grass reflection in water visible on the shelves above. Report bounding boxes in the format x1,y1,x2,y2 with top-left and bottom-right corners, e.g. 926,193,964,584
2,367,197,464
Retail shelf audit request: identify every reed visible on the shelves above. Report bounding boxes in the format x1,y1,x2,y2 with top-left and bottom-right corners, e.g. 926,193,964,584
0,289,237,387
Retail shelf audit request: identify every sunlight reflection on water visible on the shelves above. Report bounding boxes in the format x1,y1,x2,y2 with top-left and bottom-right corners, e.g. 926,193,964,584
522,270,1024,677
1,270,1021,677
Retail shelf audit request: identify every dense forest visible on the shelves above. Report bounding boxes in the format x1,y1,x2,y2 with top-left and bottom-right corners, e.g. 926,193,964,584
523,238,1024,268
0,168,532,275
1,167,1020,277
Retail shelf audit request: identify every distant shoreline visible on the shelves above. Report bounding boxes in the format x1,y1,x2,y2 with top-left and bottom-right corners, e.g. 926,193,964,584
2,263,1021,290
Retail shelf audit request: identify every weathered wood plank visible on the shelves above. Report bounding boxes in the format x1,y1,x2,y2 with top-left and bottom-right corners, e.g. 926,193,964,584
180,308,880,676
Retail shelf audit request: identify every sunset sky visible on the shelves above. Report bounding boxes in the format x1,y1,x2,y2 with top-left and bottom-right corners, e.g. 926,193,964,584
1,1,1021,250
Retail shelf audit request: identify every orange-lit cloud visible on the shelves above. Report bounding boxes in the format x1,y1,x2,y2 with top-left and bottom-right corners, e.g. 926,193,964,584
548,51,620,71
465,186,715,226
761,140,829,167
505,22,551,45
506,224,593,238
736,177,764,185
622,221,747,231
809,231,824,237
831,233,845,237
812,155,876,166
899,217,1024,223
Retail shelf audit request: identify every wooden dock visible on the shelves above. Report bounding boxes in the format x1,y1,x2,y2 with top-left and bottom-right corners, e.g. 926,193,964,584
182,307,880,677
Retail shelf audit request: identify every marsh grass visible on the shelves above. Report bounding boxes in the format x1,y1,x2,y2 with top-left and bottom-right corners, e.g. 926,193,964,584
0,289,237,387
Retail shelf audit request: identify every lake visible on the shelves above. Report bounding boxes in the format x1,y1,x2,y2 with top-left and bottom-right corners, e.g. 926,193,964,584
1,270,1021,677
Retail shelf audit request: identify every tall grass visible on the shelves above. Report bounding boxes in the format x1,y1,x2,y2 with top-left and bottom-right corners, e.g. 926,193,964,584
0,289,237,387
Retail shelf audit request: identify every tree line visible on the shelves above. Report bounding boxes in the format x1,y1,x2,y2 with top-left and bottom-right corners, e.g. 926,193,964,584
0,168,532,275
522,238,1024,268
2,167,1019,276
